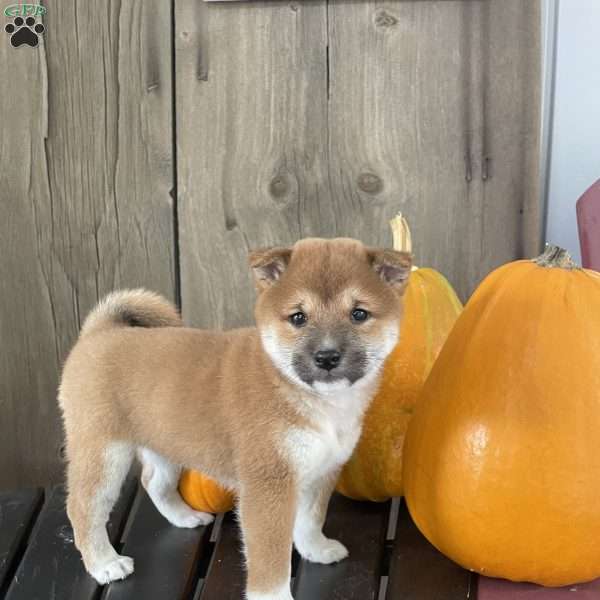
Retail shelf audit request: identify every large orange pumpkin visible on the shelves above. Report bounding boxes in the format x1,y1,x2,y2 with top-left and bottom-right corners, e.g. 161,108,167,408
337,215,462,501
179,470,235,514
403,245,600,586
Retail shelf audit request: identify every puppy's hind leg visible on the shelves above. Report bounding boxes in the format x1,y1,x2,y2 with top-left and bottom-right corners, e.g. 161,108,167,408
66,441,135,584
138,448,214,528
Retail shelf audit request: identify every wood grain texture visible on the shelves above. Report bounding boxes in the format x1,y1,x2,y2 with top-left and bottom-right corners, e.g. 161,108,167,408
387,500,473,600
478,0,542,263
327,0,541,300
5,480,136,600
0,0,175,489
327,0,475,300
176,0,330,328
176,0,541,331
0,18,64,489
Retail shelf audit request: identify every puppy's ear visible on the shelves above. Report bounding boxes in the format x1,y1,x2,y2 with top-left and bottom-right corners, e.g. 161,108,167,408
367,248,413,292
249,246,292,291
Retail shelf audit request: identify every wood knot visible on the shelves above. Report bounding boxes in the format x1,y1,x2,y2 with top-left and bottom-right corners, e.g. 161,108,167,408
357,172,383,195
374,9,398,28
269,175,289,199
225,215,238,231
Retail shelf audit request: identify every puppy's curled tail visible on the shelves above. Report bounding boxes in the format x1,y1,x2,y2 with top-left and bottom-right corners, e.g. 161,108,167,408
80,289,182,338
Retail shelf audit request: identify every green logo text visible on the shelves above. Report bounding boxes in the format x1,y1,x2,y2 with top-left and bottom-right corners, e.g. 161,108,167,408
4,4,46,17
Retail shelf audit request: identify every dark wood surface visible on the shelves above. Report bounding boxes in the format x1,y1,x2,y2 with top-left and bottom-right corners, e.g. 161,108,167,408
197,512,245,600
2,483,598,599
104,489,211,600
5,480,136,600
0,489,43,596
294,495,388,600
387,499,473,600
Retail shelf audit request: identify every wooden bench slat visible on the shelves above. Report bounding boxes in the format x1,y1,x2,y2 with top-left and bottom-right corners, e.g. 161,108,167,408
478,576,600,599
387,500,473,600
5,478,137,600
198,512,245,600
103,489,212,600
293,494,389,600
0,489,43,595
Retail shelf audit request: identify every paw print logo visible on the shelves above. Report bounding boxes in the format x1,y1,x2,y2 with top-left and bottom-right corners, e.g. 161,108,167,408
5,16,44,48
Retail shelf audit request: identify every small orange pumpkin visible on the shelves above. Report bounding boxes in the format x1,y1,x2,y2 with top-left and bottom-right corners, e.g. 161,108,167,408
403,245,600,586
337,215,462,501
179,469,235,514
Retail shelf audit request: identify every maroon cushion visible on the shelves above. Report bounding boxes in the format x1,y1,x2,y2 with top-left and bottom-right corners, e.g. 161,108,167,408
576,178,600,270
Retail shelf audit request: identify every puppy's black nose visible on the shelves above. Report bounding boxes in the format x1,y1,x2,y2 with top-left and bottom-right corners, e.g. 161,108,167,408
314,349,342,371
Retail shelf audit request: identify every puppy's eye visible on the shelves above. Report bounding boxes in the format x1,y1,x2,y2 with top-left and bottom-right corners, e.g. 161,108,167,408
351,308,369,323
289,312,308,327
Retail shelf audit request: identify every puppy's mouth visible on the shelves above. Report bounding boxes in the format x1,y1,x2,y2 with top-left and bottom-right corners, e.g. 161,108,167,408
291,353,367,389
314,369,360,384
298,372,350,387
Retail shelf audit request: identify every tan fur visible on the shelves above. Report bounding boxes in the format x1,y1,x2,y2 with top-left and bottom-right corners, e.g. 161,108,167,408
59,238,411,599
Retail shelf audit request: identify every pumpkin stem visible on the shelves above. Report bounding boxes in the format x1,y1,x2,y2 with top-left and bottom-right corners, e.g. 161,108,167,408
533,244,579,269
390,213,412,253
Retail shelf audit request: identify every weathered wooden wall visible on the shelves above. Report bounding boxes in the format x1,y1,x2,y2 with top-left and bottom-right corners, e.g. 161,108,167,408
176,0,541,329
0,0,175,489
0,0,540,489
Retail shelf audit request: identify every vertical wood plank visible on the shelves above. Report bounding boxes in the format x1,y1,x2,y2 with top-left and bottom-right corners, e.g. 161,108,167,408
175,0,330,328
0,0,175,488
482,0,542,260
0,5,64,489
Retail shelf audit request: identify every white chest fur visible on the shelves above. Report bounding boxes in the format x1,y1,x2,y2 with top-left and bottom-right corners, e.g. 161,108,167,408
282,378,377,484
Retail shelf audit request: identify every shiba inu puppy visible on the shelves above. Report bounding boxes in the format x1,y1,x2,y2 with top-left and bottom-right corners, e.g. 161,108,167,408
59,237,412,600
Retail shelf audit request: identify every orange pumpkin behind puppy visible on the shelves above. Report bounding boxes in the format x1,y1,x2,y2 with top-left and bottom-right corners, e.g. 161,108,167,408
337,215,462,500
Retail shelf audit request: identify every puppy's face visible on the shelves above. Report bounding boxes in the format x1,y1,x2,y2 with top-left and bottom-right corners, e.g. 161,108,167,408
250,238,412,395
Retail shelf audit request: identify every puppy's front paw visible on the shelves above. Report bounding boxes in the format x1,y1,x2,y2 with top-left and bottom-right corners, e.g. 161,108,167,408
298,537,348,564
89,555,134,584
